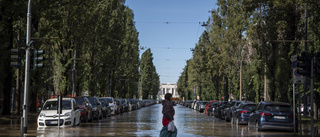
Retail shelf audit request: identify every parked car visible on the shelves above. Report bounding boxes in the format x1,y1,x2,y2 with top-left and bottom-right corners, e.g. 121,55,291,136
204,101,218,115
223,100,241,122
214,101,229,119
128,99,138,110
98,98,111,117
231,101,256,125
37,98,81,127
101,97,117,115
197,101,208,113
248,101,297,131
87,96,103,120
74,96,93,122
208,102,219,116
119,99,129,112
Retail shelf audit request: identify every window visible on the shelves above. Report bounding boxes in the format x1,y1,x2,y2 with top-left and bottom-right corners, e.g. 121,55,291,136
163,88,165,94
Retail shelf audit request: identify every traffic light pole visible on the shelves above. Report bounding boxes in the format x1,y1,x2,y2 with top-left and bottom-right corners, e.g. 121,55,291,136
22,0,32,135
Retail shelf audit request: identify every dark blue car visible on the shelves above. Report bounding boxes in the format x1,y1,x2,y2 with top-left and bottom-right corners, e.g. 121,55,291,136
232,101,256,125
248,101,297,131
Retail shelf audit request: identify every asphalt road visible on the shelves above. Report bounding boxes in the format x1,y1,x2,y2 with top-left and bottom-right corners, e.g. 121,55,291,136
0,104,316,137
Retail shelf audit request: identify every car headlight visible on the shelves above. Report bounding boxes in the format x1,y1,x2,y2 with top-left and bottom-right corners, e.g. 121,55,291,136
39,113,46,118
65,112,71,117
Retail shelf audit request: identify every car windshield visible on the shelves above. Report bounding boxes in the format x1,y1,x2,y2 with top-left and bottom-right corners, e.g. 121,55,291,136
243,104,256,110
75,98,84,105
43,100,72,110
264,105,291,112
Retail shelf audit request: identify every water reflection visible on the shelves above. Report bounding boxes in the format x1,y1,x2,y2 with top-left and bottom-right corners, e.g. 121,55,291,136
0,104,319,136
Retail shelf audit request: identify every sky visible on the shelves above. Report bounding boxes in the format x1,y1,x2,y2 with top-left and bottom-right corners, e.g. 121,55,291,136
125,0,217,84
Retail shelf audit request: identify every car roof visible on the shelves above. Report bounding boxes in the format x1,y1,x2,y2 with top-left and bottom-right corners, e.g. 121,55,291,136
46,98,73,101
260,101,290,106
239,101,256,104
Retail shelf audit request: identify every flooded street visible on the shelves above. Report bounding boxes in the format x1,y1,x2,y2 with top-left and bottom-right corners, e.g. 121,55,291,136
0,104,316,137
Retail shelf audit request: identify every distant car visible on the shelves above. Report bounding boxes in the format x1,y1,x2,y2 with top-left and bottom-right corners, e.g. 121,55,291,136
197,101,208,113
248,101,297,131
214,101,229,119
208,102,219,116
87,96,103,120
98,98,111,117
101,97,117,115
231,101,256,125
74,96,93,122
37,98,81,127
224,100,241,122
204,101,218,115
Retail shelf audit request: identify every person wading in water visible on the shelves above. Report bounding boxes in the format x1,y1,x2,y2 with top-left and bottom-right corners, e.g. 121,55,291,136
160,93,177,137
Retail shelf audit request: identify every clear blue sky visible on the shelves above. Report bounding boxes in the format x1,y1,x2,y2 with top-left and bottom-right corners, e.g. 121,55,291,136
125,0,217,84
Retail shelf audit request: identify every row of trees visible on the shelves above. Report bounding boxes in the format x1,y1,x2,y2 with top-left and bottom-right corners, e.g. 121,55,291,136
177,0,320,106
0,0,159,114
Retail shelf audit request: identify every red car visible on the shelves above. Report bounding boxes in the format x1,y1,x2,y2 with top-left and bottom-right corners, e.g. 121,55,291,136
74,96,93,122
205,100,218,115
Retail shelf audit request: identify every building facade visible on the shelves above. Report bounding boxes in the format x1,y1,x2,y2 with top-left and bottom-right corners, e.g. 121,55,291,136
158,83,179,100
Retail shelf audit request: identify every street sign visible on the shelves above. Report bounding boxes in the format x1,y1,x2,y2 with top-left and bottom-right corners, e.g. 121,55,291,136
293,68,304,84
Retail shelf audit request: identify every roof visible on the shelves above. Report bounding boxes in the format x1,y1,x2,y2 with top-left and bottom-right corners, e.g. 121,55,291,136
46,98,73,101
260,101,290,106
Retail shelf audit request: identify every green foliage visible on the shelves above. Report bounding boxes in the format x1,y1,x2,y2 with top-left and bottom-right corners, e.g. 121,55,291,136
2,0,141,103
177,0,320,106
140,49,160,99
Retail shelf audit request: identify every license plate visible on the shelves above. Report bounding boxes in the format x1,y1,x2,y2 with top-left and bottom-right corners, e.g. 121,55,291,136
274,116,286,120
50,121,57,124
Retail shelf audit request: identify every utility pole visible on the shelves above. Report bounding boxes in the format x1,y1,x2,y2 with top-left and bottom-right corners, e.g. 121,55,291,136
72,45,76,97
22,0,32,135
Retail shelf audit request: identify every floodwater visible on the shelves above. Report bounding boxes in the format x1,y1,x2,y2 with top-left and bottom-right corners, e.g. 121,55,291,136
0,104,318,137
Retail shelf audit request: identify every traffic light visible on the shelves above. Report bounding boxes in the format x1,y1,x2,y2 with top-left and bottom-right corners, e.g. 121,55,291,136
10,49,21,68
316,52,320,77
31,49,45,70
297,51,311,77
